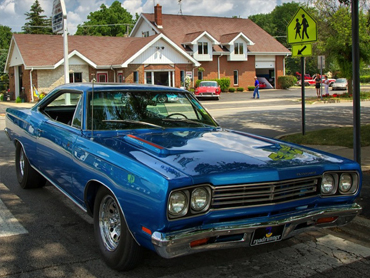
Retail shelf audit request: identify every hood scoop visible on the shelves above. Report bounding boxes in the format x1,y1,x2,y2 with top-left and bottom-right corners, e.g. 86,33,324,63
124,134,199,157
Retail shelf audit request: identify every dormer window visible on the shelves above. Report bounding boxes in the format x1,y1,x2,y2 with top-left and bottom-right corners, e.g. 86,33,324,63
235,42,244,55
198,42,208,54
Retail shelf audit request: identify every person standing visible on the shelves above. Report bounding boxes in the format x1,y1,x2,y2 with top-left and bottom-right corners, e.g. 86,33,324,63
253,76,259,99
315,74,321,98
323,76,330,96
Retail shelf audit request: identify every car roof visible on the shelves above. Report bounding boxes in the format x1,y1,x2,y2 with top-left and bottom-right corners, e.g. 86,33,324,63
52,82,188,93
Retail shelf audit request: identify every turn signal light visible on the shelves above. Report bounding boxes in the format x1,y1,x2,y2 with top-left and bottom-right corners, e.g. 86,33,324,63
316,217,338,224
190,238,209,248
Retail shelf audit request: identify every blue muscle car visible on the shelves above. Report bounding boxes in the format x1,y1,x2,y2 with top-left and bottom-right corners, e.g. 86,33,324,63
5,83,362,271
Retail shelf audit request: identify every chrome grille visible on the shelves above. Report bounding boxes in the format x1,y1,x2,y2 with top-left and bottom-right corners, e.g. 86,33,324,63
212,177,320,209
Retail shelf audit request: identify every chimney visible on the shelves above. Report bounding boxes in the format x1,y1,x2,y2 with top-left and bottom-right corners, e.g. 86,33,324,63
154,4,163,29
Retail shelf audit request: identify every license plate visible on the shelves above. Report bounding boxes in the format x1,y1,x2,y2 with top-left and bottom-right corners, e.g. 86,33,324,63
250,225,285,246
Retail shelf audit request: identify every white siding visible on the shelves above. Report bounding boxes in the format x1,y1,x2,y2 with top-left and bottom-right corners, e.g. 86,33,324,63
228,38,248,61
131,39,189,64
193,36,213,61
9,46,23,67
131,20,157,38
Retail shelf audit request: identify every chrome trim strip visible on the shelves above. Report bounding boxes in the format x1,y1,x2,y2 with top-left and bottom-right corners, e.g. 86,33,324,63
152,203,361,259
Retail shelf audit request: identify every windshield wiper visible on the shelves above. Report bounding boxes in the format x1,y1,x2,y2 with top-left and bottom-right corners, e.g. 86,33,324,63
161,118,212,127
103,120,163,129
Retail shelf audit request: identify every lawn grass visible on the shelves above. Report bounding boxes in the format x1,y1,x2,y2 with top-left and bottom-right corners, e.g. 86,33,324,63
280,124,370,148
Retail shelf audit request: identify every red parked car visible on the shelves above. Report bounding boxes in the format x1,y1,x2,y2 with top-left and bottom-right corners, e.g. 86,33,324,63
194,81,221,100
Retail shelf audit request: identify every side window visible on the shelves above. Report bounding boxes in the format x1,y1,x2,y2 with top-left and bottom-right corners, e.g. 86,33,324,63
72,96,83,128
41,91,82,126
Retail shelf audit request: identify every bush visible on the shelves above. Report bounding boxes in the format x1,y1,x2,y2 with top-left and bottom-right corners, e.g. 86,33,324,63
218,78,230,92
360,75,370,83
0,93,3,101
15,96,22,103
248,86,255,91
228,88,236,92
278,75,297,89
237,87,244,92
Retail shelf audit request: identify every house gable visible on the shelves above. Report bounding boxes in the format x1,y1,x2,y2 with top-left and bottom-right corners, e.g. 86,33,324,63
131,38,190,65
130,15,160,38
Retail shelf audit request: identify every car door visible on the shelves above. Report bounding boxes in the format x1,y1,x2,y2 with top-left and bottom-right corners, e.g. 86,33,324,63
36,91,83,197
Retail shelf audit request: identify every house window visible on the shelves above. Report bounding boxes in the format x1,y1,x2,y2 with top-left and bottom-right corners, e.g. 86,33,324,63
142,31,149,37
146,72,152,84
97,73,108,82
117,73,124,83
69,72,82,83
198,71,203,80
134,71,139,83
235,43,244,55
180,71,185,86
234,70,238,85
198,42,208,54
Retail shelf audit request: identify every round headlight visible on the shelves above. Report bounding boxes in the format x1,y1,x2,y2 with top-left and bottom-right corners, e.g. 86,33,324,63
339,174,352,193
321,174,336,195
191,188,210,212
168,191,188,217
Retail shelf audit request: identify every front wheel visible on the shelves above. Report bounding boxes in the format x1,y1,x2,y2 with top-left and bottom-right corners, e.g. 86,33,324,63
94,187,143,271
15,143,46,189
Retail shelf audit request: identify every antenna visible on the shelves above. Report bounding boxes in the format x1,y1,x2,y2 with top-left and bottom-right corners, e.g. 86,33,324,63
178,0,183,15
90,78,95,140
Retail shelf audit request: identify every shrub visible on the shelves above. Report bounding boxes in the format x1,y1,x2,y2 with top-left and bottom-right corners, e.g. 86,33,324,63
278,75,297,89
228,87,236,92
0,93,3,101
218,78,230,92
15,96,22,103
248,86,255,91
360,75,370,83
237,87,244,92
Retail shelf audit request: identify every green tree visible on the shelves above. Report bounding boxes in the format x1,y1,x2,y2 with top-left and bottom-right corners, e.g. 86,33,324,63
0,25,13,91
22,0,53,34
312,0,370,94
75,1,135,36
249,2,307,76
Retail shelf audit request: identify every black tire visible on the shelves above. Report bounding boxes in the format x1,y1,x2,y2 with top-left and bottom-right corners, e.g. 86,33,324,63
15,143,46,189
94,187,143,271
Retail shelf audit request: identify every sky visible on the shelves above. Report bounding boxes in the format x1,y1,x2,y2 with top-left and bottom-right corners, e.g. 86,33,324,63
0,0,308,35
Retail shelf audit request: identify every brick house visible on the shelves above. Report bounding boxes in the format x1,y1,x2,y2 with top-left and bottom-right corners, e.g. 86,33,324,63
4,4,290,102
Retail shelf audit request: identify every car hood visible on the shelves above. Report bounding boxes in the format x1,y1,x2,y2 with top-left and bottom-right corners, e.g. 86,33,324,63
96,129,352,183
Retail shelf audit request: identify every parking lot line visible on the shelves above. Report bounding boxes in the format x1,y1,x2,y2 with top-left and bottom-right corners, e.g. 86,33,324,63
0,198,28,237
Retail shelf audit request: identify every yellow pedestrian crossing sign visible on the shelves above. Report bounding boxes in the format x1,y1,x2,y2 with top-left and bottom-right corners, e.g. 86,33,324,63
292,44,312,57
287,7,317,44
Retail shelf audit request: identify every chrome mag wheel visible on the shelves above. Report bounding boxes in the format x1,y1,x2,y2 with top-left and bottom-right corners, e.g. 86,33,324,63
99,195,121,251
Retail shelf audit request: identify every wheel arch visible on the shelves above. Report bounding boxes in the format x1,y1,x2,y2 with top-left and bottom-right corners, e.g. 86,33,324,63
84,179,141,246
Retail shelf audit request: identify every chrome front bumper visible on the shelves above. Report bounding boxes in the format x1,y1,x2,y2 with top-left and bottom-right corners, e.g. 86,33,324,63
151,203,361,259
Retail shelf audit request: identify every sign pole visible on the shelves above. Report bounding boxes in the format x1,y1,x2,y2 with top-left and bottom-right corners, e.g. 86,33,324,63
301,56,305,135
63,15,69,84
52,0,69,84
352,0,361,164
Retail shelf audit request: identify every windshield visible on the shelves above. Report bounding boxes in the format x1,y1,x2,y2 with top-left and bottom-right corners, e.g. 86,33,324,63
200,82,218,87
336,79,346,83
87,90,218,130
